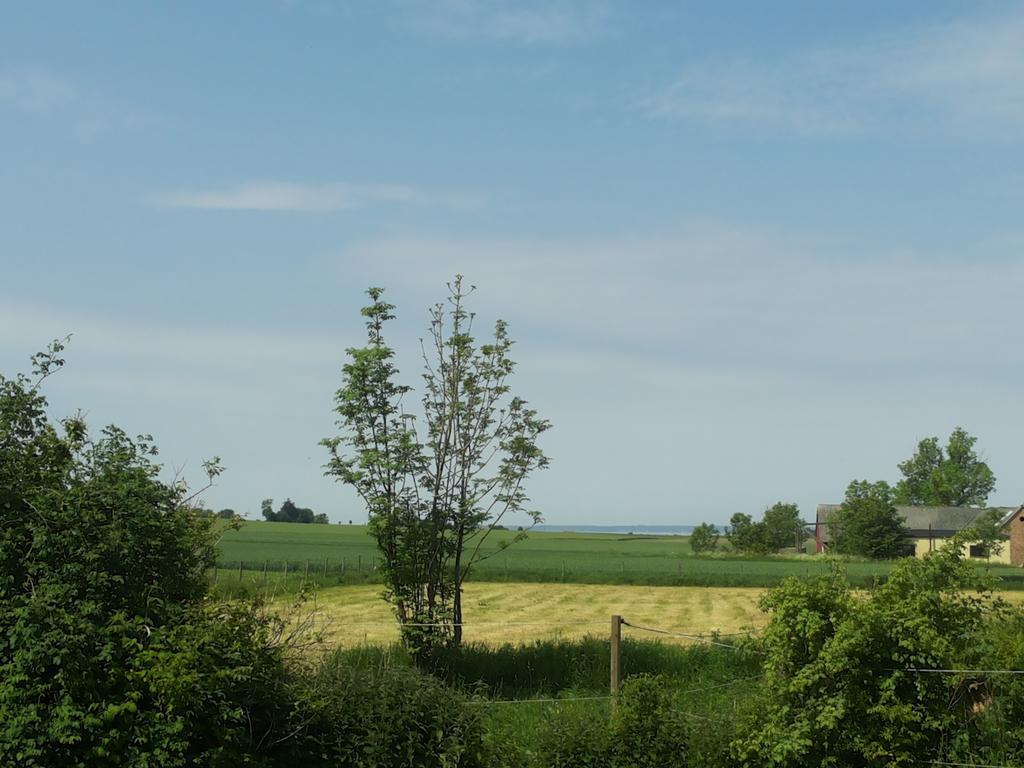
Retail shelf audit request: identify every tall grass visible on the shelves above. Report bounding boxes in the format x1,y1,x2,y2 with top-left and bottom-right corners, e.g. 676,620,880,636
331,637,762,699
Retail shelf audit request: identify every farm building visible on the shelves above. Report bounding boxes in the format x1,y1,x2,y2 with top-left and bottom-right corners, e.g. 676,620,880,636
815,504,1024,564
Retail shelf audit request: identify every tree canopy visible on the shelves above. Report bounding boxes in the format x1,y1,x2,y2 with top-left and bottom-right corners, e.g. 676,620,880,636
895,427,996,507
261,498,327,524
725,502,804,555
688,523,720,554
829,480,911,559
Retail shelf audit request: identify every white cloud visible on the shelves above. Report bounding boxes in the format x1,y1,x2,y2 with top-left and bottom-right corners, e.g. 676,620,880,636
0,302,344,368
644,9,1024,135
407,0,608,44
0,68,153,137
342,222,1024,376
156,181,479,212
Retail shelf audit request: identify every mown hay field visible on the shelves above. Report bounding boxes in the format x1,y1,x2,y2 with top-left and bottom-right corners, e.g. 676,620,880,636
292,583,766,647
280,582,1024,648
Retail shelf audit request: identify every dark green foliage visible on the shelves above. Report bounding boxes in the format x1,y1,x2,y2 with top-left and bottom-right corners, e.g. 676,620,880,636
261,497,320,523
0,343,305,766
734,536,1005,767
727,513,772,554
529,676,687,768
829,479,911,559
895,427,996,507
761,502,804,551
727,504,804,555
299,658,485,767
1,344,486,767
689,523,720,553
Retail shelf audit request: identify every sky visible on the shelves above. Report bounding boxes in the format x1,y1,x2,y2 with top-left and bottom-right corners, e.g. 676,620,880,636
2,1,1022,527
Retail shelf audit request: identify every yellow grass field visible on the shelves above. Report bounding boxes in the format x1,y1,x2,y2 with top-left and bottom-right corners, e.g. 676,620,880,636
287,582,769,647
282,583,1024,647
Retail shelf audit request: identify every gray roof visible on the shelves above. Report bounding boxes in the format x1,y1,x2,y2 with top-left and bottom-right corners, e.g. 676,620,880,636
815,504,1015,543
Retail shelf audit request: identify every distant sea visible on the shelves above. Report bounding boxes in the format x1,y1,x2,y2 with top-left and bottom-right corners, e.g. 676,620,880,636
534,524,695,536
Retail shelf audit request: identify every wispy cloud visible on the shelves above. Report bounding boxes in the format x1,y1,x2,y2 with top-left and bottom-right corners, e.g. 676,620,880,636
644,9,1024,135
0,68,153,137
343,222,1024,376
156,181,479,212
0,302,344,369
406,0,608,44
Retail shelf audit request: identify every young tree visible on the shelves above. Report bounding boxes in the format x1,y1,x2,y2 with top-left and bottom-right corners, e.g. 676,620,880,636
830,480,910,559
895,427,996,507
323,279,549,652
689,523,720,554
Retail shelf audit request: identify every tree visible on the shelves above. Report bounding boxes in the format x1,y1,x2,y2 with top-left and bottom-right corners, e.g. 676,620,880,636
261,498,317,523
217,508,236,519
895,427,996,507
323,279,550,653
727,513,771,555
762,502,805,552
830,480,911,559
689,523,720,554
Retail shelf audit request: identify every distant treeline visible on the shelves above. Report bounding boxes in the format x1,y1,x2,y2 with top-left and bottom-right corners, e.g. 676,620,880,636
261,498,328,524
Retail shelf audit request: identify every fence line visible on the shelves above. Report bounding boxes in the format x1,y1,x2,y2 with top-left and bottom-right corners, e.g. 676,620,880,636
621,619,767,653
346,620,609,628
469,695,612,706
919,760,1023,768
895,667,1024,676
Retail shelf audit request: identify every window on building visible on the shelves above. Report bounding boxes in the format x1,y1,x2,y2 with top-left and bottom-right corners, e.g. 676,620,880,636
969,544,987,559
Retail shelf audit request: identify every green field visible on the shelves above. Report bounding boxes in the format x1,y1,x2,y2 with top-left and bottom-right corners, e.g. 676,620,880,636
216,521,1024,589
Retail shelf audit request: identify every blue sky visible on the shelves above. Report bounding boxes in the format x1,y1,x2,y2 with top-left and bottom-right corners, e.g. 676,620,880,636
2,1,1023,526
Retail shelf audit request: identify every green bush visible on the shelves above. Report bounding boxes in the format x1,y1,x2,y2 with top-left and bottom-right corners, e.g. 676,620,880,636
1,345,488,767
611,675,688,768
299,657,485,767
734,538,1008,767
531,675,688,768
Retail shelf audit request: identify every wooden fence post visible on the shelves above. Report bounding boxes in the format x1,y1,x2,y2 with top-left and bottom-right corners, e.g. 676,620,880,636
610,615,622,708
304,560,309,579
238,561,243,580
323,559,329,578
262,560,268,583
358,555,362,572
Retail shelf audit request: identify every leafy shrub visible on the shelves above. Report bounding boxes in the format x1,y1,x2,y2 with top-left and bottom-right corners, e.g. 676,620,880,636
298,657,485,767
689,523,720,554
611,675,688,767
734,538,1004,767
532,675,687,768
